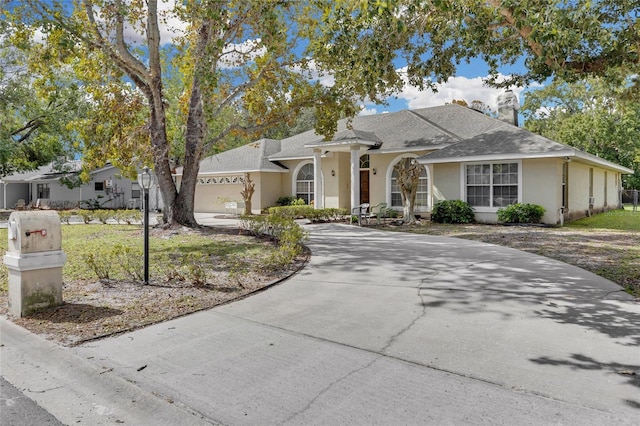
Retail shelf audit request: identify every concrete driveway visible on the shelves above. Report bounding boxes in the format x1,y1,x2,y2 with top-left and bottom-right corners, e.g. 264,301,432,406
2,221,639,424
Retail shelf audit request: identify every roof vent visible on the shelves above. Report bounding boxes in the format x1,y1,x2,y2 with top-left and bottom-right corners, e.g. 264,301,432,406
496,90,520,127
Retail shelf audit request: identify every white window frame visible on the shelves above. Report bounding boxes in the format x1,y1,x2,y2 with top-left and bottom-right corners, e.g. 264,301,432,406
386,154,431,211
460,160,522,212
292,161,316,205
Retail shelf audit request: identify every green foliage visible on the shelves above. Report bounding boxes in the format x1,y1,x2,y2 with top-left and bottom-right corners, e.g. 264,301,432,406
431,200,475,224
79,209,94,224
93,209,111,224
240,214,308,271
307,0,640,118
568,208,640,232
58,210,73,224
83,247,114,281
275,196,298,206
385,209,399,219
522,77,640,189
111,244,144,282
6,1,363,228
497,203,546,224
268,206,349,222
291,198,307,206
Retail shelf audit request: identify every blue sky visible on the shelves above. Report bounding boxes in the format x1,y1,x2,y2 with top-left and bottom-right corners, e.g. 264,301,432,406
358,56,541,118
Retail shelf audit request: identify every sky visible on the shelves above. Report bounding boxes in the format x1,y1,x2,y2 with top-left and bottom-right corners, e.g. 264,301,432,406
357,58,542,117
17,0,543,124
147,0,543,121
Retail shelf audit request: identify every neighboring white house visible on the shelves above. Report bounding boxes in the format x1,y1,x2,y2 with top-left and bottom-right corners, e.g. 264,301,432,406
0,162,163,211
175,102,633,225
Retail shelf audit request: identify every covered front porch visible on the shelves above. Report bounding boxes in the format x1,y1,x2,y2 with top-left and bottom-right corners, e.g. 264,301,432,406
302,130,431,216
304,130,382,211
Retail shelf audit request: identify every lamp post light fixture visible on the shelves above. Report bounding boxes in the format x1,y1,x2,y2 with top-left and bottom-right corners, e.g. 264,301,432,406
138,166,153,284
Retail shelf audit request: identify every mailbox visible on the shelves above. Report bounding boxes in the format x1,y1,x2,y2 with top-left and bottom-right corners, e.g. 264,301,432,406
4,211,66,317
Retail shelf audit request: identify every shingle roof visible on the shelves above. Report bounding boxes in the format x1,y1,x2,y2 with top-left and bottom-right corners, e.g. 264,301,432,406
193,139,287,175
187,103,632,175
269,107,460,160
419,123,574,163
2,160,84,183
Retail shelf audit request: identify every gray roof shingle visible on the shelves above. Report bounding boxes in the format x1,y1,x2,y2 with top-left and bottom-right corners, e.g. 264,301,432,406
186,103,631,175
195,139,287,174
419,123,574,163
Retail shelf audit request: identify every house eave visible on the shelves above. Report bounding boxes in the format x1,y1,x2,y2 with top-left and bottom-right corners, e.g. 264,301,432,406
419,150,634,174
174,168,289,177
266,155,313,161
574,151,634,174
304,139,381,151
375,145,447,155
418,151,576,164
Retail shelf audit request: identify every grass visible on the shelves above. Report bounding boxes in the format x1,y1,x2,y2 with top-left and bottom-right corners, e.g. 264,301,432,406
567,205,640,231
0,224,278,292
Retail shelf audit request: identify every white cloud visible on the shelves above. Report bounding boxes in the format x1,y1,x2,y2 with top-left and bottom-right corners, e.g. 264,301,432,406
389,70,540,111
291,59,335,87
217,39,267,69
358,106,378,116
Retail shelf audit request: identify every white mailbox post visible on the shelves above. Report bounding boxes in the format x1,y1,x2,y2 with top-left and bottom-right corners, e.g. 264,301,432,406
3,211,67,317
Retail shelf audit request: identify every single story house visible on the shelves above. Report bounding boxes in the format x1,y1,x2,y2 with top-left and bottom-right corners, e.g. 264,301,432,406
0,162,163,211
175,102,633,225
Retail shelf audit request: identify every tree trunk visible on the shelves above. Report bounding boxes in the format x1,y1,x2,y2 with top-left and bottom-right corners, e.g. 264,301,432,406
395,158,422,225
241,173,255,215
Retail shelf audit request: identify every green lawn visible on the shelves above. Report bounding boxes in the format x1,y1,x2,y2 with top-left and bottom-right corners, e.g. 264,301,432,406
0,224,276,291
567,206,640,231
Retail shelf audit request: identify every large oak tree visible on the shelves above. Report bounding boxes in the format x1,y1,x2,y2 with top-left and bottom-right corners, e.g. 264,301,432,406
7,1,356,227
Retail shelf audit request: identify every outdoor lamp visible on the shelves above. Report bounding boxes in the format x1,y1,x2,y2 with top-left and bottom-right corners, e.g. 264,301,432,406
137,166,152,284
138,167,153,191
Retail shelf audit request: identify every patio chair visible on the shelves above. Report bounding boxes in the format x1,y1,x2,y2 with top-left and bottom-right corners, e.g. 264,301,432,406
14,199,25,210
369,202,388,224
351,203,370,226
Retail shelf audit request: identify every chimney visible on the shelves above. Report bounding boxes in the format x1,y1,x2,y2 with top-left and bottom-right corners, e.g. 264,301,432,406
496,90,519,126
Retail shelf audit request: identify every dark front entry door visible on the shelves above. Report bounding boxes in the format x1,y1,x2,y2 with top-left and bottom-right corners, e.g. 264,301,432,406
360,170,370,204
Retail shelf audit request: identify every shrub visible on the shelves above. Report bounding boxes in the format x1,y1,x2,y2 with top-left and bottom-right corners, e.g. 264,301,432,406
497,203,546,224
111,244,144,281
275,196,298,206
78,209,94,224
267,206,348,222
431,200,475,224
240,214,308,271
58,210,73,224
291,198,306,206
83,246,116,280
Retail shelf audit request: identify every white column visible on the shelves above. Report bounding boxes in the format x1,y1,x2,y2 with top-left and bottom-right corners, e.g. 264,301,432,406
313,149,323,209
350,146,360,210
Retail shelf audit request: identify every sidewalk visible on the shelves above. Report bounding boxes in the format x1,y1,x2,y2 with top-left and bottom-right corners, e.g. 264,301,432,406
1,220,639,424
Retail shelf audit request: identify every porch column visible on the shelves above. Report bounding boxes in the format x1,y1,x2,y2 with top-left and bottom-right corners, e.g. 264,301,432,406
350,146,360,210
313,149,323,209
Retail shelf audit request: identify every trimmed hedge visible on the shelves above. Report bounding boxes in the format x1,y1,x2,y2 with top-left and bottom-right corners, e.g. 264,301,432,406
267,206,349,222
497,203,546,224
431,200,475,224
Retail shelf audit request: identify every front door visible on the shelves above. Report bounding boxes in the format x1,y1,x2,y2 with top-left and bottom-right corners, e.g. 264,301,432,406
360,170,370,204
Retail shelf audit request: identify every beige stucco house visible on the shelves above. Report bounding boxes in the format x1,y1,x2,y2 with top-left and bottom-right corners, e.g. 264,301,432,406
176,104,633,225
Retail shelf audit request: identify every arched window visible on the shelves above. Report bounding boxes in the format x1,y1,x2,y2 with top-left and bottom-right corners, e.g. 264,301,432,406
390,161,429,209
295,163,314,204
360,154,370,169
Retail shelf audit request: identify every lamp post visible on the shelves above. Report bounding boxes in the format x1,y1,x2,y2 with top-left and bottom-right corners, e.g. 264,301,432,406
138,167,152,284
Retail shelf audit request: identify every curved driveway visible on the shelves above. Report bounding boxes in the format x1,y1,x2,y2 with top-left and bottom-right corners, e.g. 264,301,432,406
4,221,638,425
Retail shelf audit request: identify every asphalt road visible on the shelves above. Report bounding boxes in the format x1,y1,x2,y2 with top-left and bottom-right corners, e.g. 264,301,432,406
1,377,63,425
